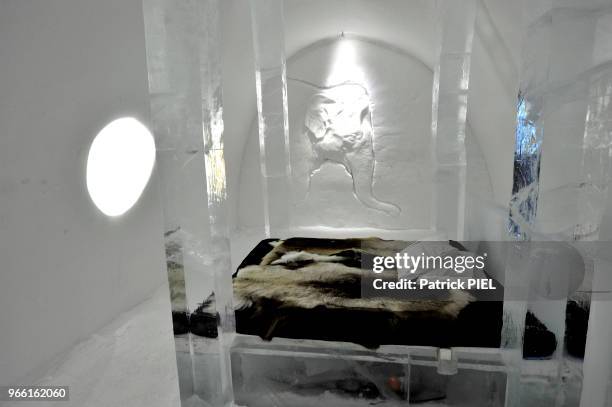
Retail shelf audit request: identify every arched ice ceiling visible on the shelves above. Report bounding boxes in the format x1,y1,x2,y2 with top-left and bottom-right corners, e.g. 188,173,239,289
220,0,521,230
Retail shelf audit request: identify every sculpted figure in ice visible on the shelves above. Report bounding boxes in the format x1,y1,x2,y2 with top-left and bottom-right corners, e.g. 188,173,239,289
304,82,400,216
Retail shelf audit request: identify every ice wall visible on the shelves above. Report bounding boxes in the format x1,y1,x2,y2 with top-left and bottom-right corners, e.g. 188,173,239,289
287,37,434,231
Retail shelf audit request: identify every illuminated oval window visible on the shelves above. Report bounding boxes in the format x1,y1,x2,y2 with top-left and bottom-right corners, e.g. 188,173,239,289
86,117,155,217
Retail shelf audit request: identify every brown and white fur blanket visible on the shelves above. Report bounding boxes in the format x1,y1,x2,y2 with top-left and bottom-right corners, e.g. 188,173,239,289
187,237,574,358
215,237,503,349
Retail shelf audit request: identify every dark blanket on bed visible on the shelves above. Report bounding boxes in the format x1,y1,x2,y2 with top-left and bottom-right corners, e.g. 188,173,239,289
231,238,503,349
185,237,565,358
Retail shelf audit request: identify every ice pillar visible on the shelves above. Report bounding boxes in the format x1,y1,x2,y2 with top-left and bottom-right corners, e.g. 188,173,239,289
249,0,291,238
510,0,612,242
143,0,234,405
505,1,612,406
504,3,569,406
431,0,477,241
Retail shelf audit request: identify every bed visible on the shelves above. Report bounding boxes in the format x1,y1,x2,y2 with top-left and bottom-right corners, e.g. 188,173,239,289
187,237,564,359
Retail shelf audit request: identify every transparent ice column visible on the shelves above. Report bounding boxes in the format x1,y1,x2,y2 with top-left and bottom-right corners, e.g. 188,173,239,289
509,0,612,242
431,0,477,241
143,0,233,405
502,4,552,406
505,1,612,406
249,0,291,238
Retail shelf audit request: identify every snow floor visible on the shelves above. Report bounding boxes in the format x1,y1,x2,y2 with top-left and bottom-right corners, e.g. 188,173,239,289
3,283,609,407
2,285,181,407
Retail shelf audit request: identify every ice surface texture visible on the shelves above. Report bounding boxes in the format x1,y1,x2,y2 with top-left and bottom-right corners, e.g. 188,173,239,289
504,1,612,406
285,37,435,230
143,0,234,404
509,1,612,242
303,81,400,216
430,0,476,240
250,0,291,236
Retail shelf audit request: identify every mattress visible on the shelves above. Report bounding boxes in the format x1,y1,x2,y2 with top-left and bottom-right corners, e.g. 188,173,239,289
182,237,571,359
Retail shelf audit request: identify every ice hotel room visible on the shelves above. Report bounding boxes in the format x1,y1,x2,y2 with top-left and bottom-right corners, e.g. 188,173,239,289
1,0,612,406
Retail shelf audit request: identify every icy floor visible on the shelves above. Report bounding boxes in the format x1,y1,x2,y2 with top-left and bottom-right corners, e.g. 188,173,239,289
3,285,181,407
0,283,434,407
4,283,609,407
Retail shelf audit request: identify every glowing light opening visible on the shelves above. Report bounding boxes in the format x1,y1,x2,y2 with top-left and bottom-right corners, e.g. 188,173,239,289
86,117,156,217
327,38,366,86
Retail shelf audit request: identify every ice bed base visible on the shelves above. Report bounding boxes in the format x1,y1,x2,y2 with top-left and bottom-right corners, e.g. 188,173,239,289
192,237,559,357
182,237,585,405
230,334,509,406
178,329,581,406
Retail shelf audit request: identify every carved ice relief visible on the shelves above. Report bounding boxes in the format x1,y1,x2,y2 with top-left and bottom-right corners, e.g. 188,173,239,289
303,82,401,216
